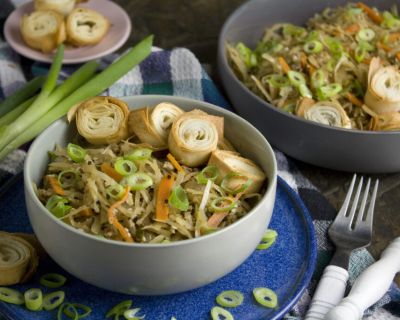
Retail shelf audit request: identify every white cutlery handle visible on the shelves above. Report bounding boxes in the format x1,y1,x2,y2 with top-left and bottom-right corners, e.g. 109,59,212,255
325,237,400,320
304,265,349,320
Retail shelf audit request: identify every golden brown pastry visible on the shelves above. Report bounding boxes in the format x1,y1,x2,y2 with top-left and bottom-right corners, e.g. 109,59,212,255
66,8,110,46
168,110,219,167
34,0,76,16
20,10,66,53
207,149,266,194
0,232,39,285
71,96,130,145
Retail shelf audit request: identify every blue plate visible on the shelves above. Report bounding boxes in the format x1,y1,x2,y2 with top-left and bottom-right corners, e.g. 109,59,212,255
0,176,316,320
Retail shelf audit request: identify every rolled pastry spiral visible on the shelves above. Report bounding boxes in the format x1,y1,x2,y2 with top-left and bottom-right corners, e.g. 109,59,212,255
363,105,400,131
66,8,110,46
296,98,352,129
128,103,184,149
20,10,66,53
35,0,76,16
168,110,219,167
365,57,400,115
73,96,130,145
0,232,39,286
208,149,266,194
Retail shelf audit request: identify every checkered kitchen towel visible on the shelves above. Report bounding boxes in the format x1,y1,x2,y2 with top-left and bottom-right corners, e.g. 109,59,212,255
1,19,399,320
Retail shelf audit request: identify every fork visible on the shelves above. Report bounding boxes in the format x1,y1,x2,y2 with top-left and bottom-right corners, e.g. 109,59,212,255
304,174,379,320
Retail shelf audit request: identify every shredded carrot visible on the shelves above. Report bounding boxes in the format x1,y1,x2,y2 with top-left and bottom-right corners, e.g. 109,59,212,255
388,32,400,42
345,23,360,34
278,56,291,74
396,52,400,61
46,175,65,196
100,162,123,182
79,207,94,218
107,186,133,243
207,192,244,228
155,174,175,222
300,52,308,69
377,42,392,52
362,57,372,65
346,93,364,108
167,153,184,172
357,2,383,24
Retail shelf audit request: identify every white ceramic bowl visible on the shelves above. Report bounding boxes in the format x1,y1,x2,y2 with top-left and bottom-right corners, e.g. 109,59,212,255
24,95,277,295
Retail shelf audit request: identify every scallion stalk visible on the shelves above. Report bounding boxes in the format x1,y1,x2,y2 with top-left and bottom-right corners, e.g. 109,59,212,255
0,96,35,127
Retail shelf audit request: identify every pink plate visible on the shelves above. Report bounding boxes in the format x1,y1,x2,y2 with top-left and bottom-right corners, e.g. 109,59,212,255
4,0,132,64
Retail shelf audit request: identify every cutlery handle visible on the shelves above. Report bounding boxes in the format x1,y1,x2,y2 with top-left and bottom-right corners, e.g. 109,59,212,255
304,265,349,320
325,237,400,320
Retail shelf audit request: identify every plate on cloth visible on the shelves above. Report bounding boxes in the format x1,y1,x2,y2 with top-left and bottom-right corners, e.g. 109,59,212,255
0,176,316,320
3,0,131,64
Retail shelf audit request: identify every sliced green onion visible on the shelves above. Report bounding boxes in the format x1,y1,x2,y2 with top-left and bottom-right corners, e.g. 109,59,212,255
45,195,71,218
303,40,323,53
120,173,153,191
326,59,336,72
67,143,86,163
257,229,278,250
317,83,343,100
253,287,278,308
298,84,313,99
196,166,219,185
283,24,306,37
216,290,244,308
168,186,189,211
123,308,145,319
311,70,327,88
114,158,137,176
58,303,78,320
43,291,65,311
0,287,24,305
106,300,132,318
382,11,400,29
287,71,306,87
210,197,236,213
306,30,320,41
63,303,92,319
106,184,125,200
354,46,367,63
326,38,344,56
236,42,257,68
124,148,153,162
40,273,67,288
211,306,234,320
357,28,375,41
221,172,252,195
24,288,43,311
358,40,375,52
347,8,363,15
58,170,79,188
264,74,290,88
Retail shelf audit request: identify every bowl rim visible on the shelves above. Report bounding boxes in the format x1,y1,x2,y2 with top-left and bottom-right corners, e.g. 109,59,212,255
217,0,400,137
24,94,278,248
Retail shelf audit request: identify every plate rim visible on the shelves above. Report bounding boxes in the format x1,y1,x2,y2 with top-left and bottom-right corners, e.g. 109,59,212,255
3,0,132,64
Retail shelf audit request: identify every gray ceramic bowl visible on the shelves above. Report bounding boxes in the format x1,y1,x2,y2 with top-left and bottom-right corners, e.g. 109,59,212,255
218,0,400,173
24,95,277,295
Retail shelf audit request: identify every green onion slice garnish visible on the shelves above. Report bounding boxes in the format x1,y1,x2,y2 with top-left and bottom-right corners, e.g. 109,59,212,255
124,148,153,162
63,303,92,319
114,158,137,176
287,71,306,87
210,197,236,213
298,84,313,99
0,287,24,305
40,273,67,288
210,306,234,320
236,42,257,68
106,184,125,200
196,166,219,185
45,195,71,218
264,74,290,88
168,186,189,211
253,287,278,308
221,172,252,195
43,290,65,311
58,303,78,320
120,173,153,191
317,83,342,100
123,307,145,319
382,11,400,29
354,46,367,63
311,70,326,88
106,300,132,318
58,169,79,188
357,28,375,41
325,38,344,56
67,143,86,163
303,40,323,53
283,24,306,37
257,229,278,250
24,288,43,311
216,290,244,308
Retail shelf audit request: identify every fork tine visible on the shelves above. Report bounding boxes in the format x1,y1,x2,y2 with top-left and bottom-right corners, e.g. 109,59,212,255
347,176,363,224
337,174,357,217
364,179,379,226
356,178,371,225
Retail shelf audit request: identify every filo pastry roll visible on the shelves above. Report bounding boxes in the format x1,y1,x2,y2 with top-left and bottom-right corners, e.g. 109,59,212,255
128,103,184,149
69,96,130,145
208,150,266,194
364,57,400,115
35,0,76,16
363,105,400,131
20,10,66,53
0,232,39,285
168,110,221,167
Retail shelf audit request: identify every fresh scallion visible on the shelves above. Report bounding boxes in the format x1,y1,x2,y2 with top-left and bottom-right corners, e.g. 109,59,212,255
124,148,153,162
63,303,92,319
264,74,290,88
298,84,313,99
58,303,78,320
357,28,375,41
24,288,43,311
236,42,257,68
43,291,65,311
325,37,344,56
311,70,327,88
120,173,153,191
114,158,137,176
106,300,132,318
216,290,244,308
67,143,86,163
196,166,219,185
303,40,323,53
168,186,189,211
210,306,234,320
382,11,400,29
0,96,35,127
58,170,79,188
123,308,145,319
287,71,306,87
45,196,71,218
317,83,342,100
210,197,236,212
253,287,278,308
257,229,278,250
106,184,125,200
0,287,24,305
40,273,67,288
221,172,252,194
283,24,306,37
354,46,367,63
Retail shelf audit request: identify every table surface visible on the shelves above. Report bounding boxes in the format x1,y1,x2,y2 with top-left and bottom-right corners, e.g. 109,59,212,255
112,0,400,283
